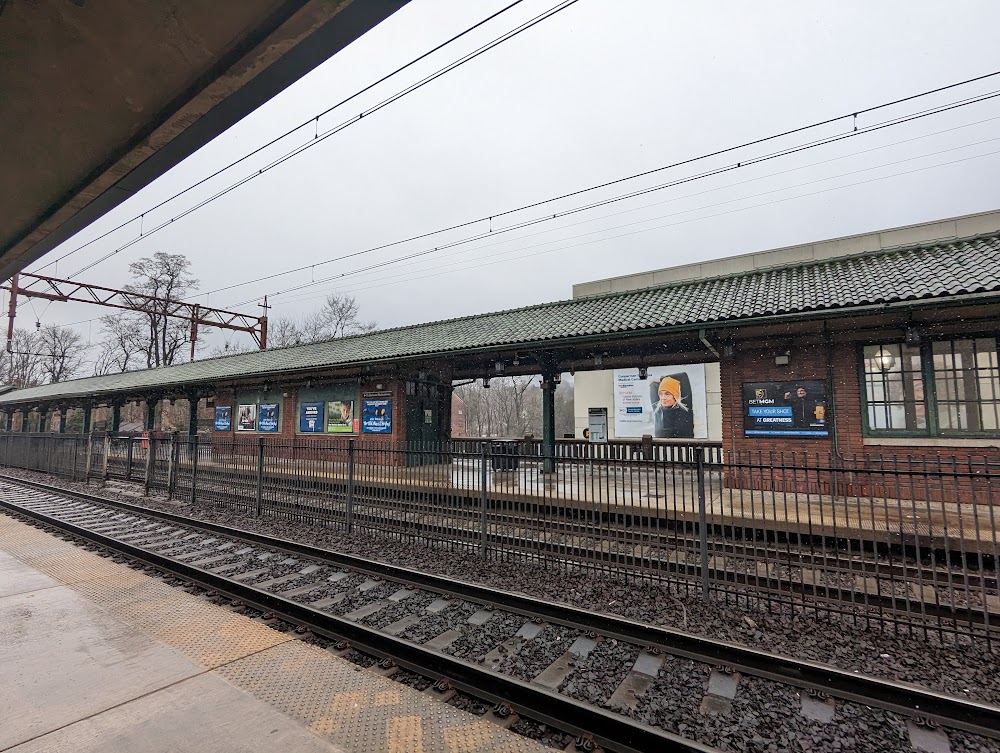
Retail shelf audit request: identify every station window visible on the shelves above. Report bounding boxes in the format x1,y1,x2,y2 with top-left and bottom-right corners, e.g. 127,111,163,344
861,337,1000,437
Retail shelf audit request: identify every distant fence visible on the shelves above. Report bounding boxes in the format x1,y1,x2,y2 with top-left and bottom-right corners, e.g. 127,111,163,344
0,431,997,644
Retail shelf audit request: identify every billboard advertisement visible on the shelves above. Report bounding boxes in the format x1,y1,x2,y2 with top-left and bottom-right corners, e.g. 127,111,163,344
258,404,279,432
613,365,707,439
299,402,324,433
742,381,829,437
326,400,356,433
214,406,232,432
237,404,257,432
361,399,392,434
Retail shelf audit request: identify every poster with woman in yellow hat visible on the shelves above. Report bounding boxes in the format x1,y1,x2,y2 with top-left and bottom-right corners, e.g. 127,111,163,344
613,365,706,439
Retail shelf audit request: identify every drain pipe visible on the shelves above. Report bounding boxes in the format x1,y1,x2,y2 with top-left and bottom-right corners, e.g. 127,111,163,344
699,329,720,359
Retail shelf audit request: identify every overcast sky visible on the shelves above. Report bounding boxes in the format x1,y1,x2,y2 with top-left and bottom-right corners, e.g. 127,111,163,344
21,0,1000,359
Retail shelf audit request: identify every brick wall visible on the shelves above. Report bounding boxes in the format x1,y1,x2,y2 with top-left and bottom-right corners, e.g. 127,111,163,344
720,340,1000,502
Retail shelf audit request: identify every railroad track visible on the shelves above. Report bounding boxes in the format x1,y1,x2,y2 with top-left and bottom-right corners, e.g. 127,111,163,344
1,475,998,753
134,465,1000,635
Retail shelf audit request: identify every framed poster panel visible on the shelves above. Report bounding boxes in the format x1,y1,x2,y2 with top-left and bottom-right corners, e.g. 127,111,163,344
214,406,232,431
361,398,392,434
258,404,280,432
237,404,257,432
742,381,829,437
299,402,324,433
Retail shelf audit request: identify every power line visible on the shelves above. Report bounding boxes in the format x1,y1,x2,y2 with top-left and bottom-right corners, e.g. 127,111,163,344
50,0,584,282
267,148,1000,305
186,72,1000,303
27,0,532,276
224,87,1000,305
269,135,1000,305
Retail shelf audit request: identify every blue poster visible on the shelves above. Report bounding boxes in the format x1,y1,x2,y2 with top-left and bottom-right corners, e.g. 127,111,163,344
214,406,232,431
361,399,392,434
258,404,279,432
299,402,324,433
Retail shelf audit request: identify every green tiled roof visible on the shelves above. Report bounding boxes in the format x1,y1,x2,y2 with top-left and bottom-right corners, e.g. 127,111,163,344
3,234,999,406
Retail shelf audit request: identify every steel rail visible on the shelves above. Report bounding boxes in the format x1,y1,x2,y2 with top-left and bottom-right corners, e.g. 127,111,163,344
0,489,714,753
1,475,998,741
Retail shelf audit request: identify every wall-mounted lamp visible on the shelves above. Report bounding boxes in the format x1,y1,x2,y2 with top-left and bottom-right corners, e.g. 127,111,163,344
905,326,923,347
594,354,604,368
638,366,648,380
874,348,896,372
482,377,491,389
512,355,520,367
552,373,562,385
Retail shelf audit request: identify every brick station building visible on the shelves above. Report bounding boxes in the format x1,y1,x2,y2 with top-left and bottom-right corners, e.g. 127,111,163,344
0,210,998,495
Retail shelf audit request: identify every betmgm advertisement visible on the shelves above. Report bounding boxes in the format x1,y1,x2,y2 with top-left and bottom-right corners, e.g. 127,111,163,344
613,365,708,439
742,381,829,437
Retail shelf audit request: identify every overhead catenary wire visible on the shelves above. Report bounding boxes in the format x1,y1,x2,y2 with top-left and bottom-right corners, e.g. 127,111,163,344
267,136,1000,306
184,76,1000,303
47,117,1000,332
219,88,1000,305
41,65,1000,292
26,0,533,277
52,0,584,282
262,147,1000,306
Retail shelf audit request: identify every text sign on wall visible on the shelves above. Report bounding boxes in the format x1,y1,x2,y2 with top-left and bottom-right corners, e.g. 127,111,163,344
742,381,829,437
214,406,232,431
361,399,392,434
587,407,608,443
299,402,324,433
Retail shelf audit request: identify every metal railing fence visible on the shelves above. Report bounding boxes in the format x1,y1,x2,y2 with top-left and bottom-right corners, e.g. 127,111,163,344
0,432,996,645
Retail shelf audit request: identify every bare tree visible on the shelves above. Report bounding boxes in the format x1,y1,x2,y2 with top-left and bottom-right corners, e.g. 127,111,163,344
4,329,42,387
98,252,200,369
266,294,376,348
454,375,574,438
321,294,377,338
37,325,83,383
93,314,144,375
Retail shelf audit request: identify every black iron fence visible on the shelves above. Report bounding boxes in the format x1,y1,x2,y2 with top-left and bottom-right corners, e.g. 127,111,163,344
0,432,997,644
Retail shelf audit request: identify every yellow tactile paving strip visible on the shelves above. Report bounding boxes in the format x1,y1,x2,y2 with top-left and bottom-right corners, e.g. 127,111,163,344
0,513,545,753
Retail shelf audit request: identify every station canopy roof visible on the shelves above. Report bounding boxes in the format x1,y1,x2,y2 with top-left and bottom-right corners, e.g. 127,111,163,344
2,233,999,408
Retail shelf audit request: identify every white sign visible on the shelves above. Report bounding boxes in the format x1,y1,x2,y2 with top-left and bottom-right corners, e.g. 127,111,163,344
587,407,608,443
613,364,708,439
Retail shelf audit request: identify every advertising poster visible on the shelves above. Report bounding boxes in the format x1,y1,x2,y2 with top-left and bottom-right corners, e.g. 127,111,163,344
214,406,232,432
258,404,279,433
742,381,829,437
326,400,355,433
237,404,257,432
361,399,392,434
613,365,708,439
299,402,324,433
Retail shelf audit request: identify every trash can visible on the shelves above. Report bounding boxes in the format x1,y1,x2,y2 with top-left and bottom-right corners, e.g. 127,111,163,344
490,440,519,471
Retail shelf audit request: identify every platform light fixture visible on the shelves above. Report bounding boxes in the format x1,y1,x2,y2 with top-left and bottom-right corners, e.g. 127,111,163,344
905,326,923,347
495,360,505,375
638,366,648,379
482,377,491,389
593,353,603,368
874,348,896,372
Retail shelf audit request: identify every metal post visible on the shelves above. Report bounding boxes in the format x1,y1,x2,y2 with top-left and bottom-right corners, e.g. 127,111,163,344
190,434,199,505
59,408,68,434
82,405,92,434
111,402,122,433
255,435,265,516
696,446,710,604
166,433,177,500
71,436,78,480
126,436,134,480
541,375,556,474
85,432,94,481
346,439,356,533
144,434,155,496
480,441,489,560
101,434,111,483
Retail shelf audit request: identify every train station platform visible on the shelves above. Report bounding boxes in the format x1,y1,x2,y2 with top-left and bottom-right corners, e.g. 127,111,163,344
0,513,545,753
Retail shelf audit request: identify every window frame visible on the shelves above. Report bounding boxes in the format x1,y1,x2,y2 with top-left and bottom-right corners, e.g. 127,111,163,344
859,334,1000,439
